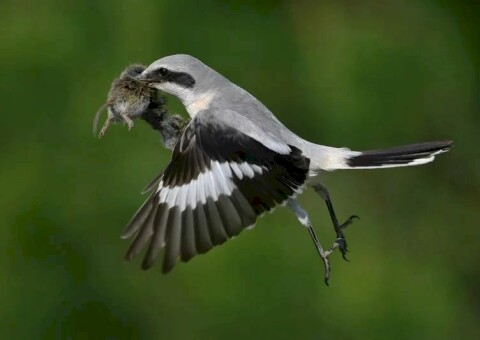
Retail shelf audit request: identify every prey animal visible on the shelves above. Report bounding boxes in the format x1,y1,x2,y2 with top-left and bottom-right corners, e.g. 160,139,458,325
141,102,188,150
93,64,158,138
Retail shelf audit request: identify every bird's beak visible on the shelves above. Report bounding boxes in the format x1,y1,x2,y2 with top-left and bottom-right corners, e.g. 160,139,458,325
136,71,163,86
135,72,149,82
135,74,156,87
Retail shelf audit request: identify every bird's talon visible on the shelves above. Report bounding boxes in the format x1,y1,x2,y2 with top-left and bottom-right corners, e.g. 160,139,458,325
338,215,359,231
332,215,358,262
335,237,350,261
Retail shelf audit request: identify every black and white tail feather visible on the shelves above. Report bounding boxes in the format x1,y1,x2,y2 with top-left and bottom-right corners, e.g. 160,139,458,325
309,140,452,172
345,141,452,169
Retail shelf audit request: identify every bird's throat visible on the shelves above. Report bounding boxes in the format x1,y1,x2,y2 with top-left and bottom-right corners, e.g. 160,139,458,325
185,91,216,118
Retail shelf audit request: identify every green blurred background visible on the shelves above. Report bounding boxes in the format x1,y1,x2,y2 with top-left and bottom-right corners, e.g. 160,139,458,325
1,0,479,338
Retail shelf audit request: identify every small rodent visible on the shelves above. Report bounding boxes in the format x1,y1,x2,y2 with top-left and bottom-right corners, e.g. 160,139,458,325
93,64,158,138
141,103,188,150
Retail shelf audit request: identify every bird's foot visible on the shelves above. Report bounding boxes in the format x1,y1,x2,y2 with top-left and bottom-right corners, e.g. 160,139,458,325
334,215,359,261
320,241,342,286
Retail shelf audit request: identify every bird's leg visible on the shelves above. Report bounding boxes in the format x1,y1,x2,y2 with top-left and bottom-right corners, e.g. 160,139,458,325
287,199,341,286
120,113,134,130
311,183,359,261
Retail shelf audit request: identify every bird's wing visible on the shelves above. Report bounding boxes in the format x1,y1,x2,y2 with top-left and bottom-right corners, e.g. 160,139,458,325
205,108,293,155
122,116,310,272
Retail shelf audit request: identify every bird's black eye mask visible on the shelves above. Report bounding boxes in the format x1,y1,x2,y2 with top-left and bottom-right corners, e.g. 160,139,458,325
144,67,196,88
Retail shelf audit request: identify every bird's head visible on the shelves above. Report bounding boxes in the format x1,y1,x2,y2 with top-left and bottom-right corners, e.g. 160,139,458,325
139,54,220,113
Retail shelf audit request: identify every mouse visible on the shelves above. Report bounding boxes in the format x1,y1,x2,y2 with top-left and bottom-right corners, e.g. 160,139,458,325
93,64,160,138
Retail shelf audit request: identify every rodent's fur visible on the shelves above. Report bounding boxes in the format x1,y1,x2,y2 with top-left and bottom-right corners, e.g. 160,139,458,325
141,102,188,150
93,64,155,137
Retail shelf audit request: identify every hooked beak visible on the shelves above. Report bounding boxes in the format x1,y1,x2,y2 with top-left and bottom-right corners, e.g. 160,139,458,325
136,70,164,86
135,72,150,83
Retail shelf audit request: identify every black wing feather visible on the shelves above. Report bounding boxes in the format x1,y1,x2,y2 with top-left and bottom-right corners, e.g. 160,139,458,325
123,118,309,271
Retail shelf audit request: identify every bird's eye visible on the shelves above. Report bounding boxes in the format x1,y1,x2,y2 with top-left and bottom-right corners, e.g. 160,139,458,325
157,68,168,76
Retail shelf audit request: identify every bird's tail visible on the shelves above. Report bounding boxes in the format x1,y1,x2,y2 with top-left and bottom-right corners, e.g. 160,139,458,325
310,140,453,171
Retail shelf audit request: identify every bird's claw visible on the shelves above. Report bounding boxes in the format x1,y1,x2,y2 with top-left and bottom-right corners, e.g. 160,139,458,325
339,215,359,231
335,215,359,261
336,237,349,261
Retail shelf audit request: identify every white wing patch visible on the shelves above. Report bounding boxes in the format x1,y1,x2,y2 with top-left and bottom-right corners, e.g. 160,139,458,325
155,160,264,211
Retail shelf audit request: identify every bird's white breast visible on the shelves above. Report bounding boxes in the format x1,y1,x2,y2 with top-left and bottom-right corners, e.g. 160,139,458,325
186,91,216,118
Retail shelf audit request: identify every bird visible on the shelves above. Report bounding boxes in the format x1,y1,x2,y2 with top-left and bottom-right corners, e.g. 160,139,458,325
121,54,452,285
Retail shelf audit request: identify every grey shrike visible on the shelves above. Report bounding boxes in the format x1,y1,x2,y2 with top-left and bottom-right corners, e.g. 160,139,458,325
121,54,452,284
